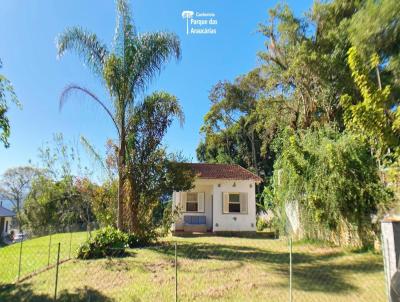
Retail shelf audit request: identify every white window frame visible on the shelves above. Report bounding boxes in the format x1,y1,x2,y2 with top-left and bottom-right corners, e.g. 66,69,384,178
186,192,199,212
223,192,248,214
228,193,241,213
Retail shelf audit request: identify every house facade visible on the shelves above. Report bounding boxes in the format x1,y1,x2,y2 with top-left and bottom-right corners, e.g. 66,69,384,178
172,163,262,233
0,205,16,238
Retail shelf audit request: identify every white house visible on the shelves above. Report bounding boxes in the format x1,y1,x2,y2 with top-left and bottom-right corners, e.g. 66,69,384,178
172,163,262,233
0,205,16,238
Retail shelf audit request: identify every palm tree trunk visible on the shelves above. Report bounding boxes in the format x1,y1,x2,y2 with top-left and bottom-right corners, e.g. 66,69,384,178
127,175,140,234
117,122,126,230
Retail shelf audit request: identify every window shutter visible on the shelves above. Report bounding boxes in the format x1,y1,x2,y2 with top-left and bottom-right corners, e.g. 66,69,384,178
181,192,187,211
198,192,205,212
223,192,229,214
240,193,248,213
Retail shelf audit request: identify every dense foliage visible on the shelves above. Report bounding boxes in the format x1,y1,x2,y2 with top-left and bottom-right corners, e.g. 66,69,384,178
22,175,94,235
270,126,391,246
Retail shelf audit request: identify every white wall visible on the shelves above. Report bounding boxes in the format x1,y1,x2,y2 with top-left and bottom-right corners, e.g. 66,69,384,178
173,181,213,231
382,220,400,299
212,180,256,232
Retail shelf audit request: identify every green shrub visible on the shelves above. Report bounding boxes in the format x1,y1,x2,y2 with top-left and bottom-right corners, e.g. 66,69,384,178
76,226,128,259
127,231,156,248
256,217,270,231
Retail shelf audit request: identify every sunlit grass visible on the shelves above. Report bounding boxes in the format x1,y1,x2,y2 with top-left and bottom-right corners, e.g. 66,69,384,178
0,232,88,283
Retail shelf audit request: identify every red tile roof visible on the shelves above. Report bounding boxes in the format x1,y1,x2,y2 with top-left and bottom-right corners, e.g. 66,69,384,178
187,163,262,183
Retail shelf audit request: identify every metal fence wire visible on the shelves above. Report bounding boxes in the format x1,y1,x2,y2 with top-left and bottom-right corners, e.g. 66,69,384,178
0,229,388,302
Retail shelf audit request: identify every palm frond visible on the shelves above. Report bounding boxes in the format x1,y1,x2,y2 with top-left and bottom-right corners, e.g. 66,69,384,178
128,32,181,95
113,0,136,56
60,84,121,138
56,27,108,76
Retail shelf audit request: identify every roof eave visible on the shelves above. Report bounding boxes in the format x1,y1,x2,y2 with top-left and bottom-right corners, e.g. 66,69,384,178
195,176,263,183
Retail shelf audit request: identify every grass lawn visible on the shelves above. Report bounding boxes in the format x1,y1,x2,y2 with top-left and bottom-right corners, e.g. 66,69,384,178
0,234,386,301
0,232,88,284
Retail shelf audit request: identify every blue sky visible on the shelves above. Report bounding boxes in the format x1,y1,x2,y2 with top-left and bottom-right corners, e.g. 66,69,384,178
0,0,312,176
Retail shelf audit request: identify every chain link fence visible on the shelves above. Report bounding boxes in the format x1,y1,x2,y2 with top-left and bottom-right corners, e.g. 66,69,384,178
0,229,387,301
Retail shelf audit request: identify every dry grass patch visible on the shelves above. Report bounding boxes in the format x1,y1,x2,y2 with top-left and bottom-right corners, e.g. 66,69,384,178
0,235,386,302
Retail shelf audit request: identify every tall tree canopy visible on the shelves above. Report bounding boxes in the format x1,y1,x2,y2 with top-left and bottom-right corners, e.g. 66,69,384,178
198,1,366,177
197,0,400,246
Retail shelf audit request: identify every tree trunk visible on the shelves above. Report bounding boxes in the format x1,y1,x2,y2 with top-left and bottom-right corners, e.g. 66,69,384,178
117,121,126,230
16,197,22,233
376,66,382,90
127,175,140,234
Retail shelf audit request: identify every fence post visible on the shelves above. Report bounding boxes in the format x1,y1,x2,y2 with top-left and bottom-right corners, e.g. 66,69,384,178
381,234,390,302
54,243,61,302
289,237,293,302
47,233,52,266
17,239,23,281
175,241,178,302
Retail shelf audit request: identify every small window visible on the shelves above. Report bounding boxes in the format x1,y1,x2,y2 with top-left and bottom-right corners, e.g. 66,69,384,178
187,193,197,202
228,193,240,213
186,192,198,212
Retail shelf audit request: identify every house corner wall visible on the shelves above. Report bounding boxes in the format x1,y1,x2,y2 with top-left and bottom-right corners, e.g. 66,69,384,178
212,180,257,232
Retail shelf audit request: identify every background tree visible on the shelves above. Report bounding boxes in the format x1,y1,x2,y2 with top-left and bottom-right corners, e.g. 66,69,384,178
57,0,181,230
0,166,38,230
21,175,96,235
0,58,20,148
20,135,97,234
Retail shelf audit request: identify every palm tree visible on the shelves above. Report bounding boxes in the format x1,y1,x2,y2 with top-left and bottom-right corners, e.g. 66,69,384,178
56,0,181,230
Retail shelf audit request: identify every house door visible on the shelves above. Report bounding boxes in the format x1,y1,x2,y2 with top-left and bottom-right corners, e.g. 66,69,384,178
0,217,4,236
